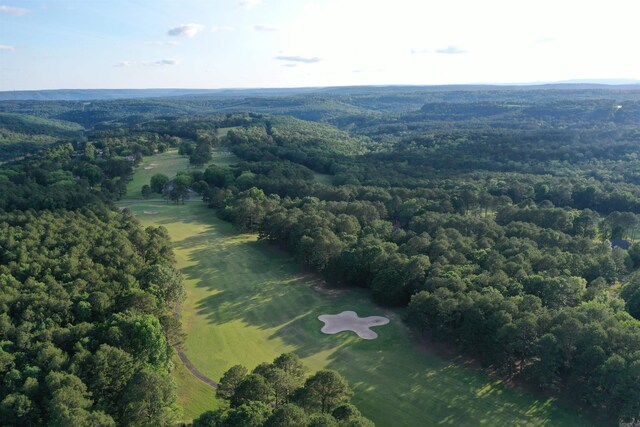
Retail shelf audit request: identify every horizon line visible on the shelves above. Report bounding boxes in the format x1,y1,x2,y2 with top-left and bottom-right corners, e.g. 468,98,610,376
3,79,640,94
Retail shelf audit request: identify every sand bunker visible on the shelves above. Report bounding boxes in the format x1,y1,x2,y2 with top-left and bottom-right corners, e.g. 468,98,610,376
318,311,389,340
143,211,159,215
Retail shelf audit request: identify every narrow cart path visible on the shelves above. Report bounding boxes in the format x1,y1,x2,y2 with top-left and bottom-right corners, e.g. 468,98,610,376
178,351,219,389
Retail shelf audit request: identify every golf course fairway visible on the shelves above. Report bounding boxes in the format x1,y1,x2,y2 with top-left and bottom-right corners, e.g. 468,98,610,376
120,151,598,426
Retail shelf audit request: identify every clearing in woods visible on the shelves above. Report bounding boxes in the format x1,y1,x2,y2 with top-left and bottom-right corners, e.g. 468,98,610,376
120,150,598,426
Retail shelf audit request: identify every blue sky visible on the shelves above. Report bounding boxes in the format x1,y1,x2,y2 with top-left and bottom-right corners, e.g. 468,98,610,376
1,0,639,90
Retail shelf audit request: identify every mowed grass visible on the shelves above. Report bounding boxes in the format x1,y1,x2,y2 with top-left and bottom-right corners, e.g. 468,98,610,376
312,172,334,186
122,149,241,201
173,354,221,420
207,150,239,167
122,195,598,426
122,150,187,200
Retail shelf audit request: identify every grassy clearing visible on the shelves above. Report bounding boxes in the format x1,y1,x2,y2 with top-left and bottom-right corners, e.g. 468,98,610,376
121,193,597,426
312,172,334,186
209,150,240,167
122,149,240,200
217,126,240,137
122,150,188,200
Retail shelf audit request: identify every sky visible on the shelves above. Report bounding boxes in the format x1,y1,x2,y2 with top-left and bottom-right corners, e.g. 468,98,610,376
1,0,639,90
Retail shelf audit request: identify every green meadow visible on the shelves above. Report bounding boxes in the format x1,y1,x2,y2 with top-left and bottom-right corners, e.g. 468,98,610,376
122,149,239,200
120,152,598,426
312,172,334,186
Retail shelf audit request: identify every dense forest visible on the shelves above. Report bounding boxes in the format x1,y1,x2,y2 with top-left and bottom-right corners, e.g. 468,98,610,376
204,106,640,421
0,129,186,425
0,113,84,162
3,85,640,424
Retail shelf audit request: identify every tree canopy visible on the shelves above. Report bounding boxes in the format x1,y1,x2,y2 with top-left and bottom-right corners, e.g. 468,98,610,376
194,353,373,427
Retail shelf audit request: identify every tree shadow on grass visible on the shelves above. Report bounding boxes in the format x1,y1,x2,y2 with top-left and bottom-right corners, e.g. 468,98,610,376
124,202,222,228
173,217,599,427
150,206,220,227
320,342,596,426
177,225,380,357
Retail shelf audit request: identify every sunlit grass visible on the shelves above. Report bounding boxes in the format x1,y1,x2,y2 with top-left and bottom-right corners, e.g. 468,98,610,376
122,148,241,201
118,156,600,426
209,149,240,167
312,172,334,186
122,150,188,200
172,354,222,421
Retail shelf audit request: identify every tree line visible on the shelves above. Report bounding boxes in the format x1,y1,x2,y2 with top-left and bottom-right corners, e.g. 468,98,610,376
0,130,187,425
0,209,185,426
167,111,640,423
193,353,373,427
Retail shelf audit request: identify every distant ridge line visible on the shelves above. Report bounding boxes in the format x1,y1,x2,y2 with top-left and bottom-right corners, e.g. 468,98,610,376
2,82,640,102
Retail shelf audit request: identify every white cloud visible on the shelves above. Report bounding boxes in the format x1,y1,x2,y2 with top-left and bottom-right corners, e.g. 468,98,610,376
238,0,261,9
154,58,180,66
436,45,466,54
148,40,180,47
254,24,278,32
0,44,15,51
0,5,29,16
275,55,322,64
211,26,234,32
9,0,640,89
282,63,298,68
167,23,205,38
116,58,180,67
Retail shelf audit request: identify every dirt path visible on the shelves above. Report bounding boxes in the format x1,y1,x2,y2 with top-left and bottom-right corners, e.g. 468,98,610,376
177,350,219,389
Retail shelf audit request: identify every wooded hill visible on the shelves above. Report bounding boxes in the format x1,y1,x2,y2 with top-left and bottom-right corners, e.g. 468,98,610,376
3,85,640,424
0,131,185,425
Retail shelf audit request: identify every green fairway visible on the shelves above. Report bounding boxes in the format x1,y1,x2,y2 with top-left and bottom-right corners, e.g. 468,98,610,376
119,188,598,427
173,354,221,420
122,149,240,201
207,150,239,167
118,150,599,426
122,149,185,200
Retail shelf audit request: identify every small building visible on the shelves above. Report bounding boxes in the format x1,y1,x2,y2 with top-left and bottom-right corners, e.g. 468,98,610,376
611,238,632,250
